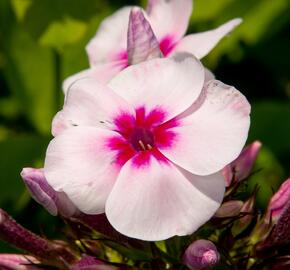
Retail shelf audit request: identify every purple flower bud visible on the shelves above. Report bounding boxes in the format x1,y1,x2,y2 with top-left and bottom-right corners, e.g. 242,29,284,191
223,141,261,186
183,240,220,270
265,178,290,223
214,200,243,218
259,200,290,250
21,168,78,217
232,194,256,235
127,8,162,65
0,254,40,270
71,256,119,270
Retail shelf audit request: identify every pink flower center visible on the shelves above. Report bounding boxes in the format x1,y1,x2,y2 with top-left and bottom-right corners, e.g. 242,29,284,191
130,127,155,151
159,36,176,57
107,107,178,167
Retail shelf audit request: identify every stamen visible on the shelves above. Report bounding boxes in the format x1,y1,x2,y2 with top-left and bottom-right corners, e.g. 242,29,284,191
147,144,153,150
138,140,146,151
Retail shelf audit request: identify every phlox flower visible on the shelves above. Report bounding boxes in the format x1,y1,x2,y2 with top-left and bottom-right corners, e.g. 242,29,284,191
63,0,241,92
46,54,250,241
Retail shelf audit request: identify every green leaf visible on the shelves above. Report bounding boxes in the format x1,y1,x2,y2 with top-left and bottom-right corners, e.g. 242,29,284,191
39,17,88,52
22,0,108,40
0,134,49,211
249,101,290,156
4,26,57,134
10,0,32,21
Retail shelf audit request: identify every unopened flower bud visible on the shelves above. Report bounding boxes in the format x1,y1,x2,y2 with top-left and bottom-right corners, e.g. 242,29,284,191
183,240,220,269
223,141,261,186
252,179,290,246
21,168,78,217
265,178,290,223
214,200,243,218
232,192,256,235
127,8,162,65
0,254,39,270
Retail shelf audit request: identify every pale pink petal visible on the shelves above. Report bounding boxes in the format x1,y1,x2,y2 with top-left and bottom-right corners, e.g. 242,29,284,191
172,18,242,59
52,78,134,136
205,68,215,82
147,0,193,41
44,127,122,214
62,63,125,95
63,69,92,95
106,155,224,241
0,254,39,270
127,8,162,65
86,7,133,66
108,53,205,124
159,80,251,176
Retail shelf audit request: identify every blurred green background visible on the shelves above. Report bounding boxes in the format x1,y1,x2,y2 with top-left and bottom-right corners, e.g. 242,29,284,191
0,0,289,253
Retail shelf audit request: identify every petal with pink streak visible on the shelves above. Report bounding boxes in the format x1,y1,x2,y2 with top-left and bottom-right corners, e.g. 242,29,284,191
86,7,133,66
52,78,134,136
159,80,251,176
0,254,39,270
106,155,224,241
172,18,242,59
108,54,205,124
44,127,122,214
146,0,193,42
62,62,126,95
127,8,162,65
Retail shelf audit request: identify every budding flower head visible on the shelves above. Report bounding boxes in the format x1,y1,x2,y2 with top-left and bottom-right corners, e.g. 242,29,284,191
183,240,220,269
223,141,261,186
21,168,78,217
265,178,290,223
214,200,243,218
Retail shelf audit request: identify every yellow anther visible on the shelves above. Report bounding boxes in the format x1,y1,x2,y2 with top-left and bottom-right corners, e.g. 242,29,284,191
138,140,146,151
147,144,153,150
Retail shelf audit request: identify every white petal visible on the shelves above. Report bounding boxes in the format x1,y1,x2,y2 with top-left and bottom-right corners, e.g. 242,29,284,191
172,18,242,59
106,155,225,241
147,0,193,41
44,127,121,214
62,63,126,95
108,53,205,123
86,7,133,66
53,78,134,136
159,80,251,176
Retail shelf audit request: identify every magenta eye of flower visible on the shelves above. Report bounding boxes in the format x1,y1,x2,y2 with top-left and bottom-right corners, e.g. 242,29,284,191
130,127,154,151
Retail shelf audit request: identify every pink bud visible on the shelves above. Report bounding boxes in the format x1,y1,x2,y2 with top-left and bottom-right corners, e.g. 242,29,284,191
183,240,220,270
259,200,290,249
266,178,290,223
21,168,78,217
72,256,119,270
223,141,261,186
127,8,162,65
0,254,39,270
214,200,243,218
232,194,256,235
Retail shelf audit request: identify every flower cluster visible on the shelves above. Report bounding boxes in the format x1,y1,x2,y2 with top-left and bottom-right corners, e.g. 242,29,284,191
0,1,289,270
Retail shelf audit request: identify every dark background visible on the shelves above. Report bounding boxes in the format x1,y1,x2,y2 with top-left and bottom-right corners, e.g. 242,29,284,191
0,0,289,253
